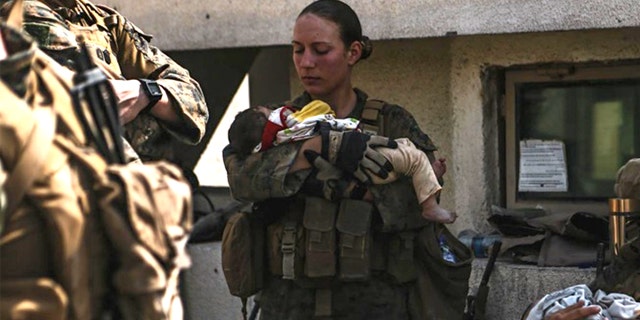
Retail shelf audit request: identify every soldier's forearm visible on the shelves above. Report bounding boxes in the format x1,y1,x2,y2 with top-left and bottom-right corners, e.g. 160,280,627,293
146,85,178,124
224,143,305,202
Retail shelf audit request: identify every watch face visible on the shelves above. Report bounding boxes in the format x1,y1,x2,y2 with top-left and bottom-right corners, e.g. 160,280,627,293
148,82,162,96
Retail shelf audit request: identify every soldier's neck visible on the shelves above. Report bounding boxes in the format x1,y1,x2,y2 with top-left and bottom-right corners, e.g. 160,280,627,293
318,86,356,119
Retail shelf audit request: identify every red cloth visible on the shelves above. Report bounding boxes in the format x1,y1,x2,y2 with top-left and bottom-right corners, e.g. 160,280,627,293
260,106,295,151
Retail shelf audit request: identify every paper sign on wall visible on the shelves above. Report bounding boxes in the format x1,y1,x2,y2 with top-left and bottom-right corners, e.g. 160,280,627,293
518,140,568,192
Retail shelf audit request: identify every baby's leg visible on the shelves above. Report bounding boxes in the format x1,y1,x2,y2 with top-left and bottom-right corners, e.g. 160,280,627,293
376,138,456,223
376,138,441,199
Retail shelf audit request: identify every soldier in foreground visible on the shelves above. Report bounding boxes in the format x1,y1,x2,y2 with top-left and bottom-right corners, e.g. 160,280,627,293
2,0,209,164
0,1,193,318
223,1,470,319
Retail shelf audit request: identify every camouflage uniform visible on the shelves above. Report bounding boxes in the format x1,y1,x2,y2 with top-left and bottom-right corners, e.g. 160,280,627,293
0,21,111,319
5,0,209,163
224,89,439,319
1,18,192,319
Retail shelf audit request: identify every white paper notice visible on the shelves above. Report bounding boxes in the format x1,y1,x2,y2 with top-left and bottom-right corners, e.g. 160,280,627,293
518,140,568,192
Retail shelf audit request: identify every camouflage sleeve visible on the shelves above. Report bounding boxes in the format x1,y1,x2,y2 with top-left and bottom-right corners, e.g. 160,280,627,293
104,8,208,145
381,104,438,162
223,143,311,202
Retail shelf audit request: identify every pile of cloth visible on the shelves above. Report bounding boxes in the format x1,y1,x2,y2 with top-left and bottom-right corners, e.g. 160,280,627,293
525,284,640,320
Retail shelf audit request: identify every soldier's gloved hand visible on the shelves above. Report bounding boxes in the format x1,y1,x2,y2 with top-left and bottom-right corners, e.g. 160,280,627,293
303,150,349,201
320,125,397,185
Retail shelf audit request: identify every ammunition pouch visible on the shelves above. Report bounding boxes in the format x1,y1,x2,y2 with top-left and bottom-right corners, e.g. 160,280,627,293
266,197,376,283
303,197,337,278
336,199,372,281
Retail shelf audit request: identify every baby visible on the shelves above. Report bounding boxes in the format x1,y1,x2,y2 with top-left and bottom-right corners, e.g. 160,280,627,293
228,100,456,224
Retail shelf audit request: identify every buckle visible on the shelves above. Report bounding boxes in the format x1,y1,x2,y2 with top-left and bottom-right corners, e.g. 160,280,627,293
281,225,297,254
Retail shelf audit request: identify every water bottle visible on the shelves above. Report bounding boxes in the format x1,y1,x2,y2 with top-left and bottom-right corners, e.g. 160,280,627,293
458,230,502,258
438,235,457,263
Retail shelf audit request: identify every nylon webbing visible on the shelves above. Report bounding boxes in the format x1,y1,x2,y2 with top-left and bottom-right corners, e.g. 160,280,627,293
360,99,385,136
281,221,297,280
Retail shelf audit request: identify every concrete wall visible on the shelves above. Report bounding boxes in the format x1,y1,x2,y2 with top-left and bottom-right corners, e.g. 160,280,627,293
99,0,640,50
94,0,640,234
449,28,640,233
289,27,640,235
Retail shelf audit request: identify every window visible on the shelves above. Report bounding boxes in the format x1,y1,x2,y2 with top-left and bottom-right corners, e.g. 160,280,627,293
505,64,640,214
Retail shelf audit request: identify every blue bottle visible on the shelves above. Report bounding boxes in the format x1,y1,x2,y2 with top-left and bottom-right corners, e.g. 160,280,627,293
439,235,457,263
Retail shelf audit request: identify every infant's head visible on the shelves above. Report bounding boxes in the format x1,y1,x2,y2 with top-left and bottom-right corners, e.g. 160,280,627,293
228,106,271,159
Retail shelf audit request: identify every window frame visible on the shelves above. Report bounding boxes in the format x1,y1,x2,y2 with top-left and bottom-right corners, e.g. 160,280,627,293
504,63,640,215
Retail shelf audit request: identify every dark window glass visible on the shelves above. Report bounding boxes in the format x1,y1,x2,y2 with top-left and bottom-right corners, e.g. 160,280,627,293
515,80,640,200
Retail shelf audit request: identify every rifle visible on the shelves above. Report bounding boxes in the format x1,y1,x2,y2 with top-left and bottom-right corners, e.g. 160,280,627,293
464,240,502,320
70,40,125,165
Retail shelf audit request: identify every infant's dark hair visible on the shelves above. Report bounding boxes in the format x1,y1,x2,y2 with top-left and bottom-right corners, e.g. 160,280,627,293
228,107,268,159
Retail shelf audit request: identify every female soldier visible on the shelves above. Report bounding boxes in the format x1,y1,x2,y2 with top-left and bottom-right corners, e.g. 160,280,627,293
223,0,450,318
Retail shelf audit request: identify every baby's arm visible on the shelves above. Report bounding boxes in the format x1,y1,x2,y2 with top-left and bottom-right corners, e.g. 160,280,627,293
290,135,323,172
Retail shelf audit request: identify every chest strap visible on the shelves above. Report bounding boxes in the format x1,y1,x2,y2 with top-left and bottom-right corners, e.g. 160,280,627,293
360,99,386,136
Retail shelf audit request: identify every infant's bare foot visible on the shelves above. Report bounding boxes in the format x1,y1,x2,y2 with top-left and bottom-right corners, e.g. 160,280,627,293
422,206,457,224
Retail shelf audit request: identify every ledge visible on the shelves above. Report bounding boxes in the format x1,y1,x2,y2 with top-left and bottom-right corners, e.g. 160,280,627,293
182,242,596,320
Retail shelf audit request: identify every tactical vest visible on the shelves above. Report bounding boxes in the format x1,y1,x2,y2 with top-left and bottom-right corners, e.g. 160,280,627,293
0,48,191,320
262,99,423,317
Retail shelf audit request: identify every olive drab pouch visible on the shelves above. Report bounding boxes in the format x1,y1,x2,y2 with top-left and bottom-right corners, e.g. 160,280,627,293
266,221,305,279
336,199,372,281
0,278,69,320
412,222,473,319
221,211,264,318
387,231,418,283
221,211,264,297
303,197,338,278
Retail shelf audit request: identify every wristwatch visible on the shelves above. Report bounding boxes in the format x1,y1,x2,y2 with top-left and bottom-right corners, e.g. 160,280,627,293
138,79,163,113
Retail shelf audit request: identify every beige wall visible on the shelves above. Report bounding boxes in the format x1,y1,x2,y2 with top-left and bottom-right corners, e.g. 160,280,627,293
100,0,640,50
96,0,640,234
291,28,640,235
451,28,640,233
